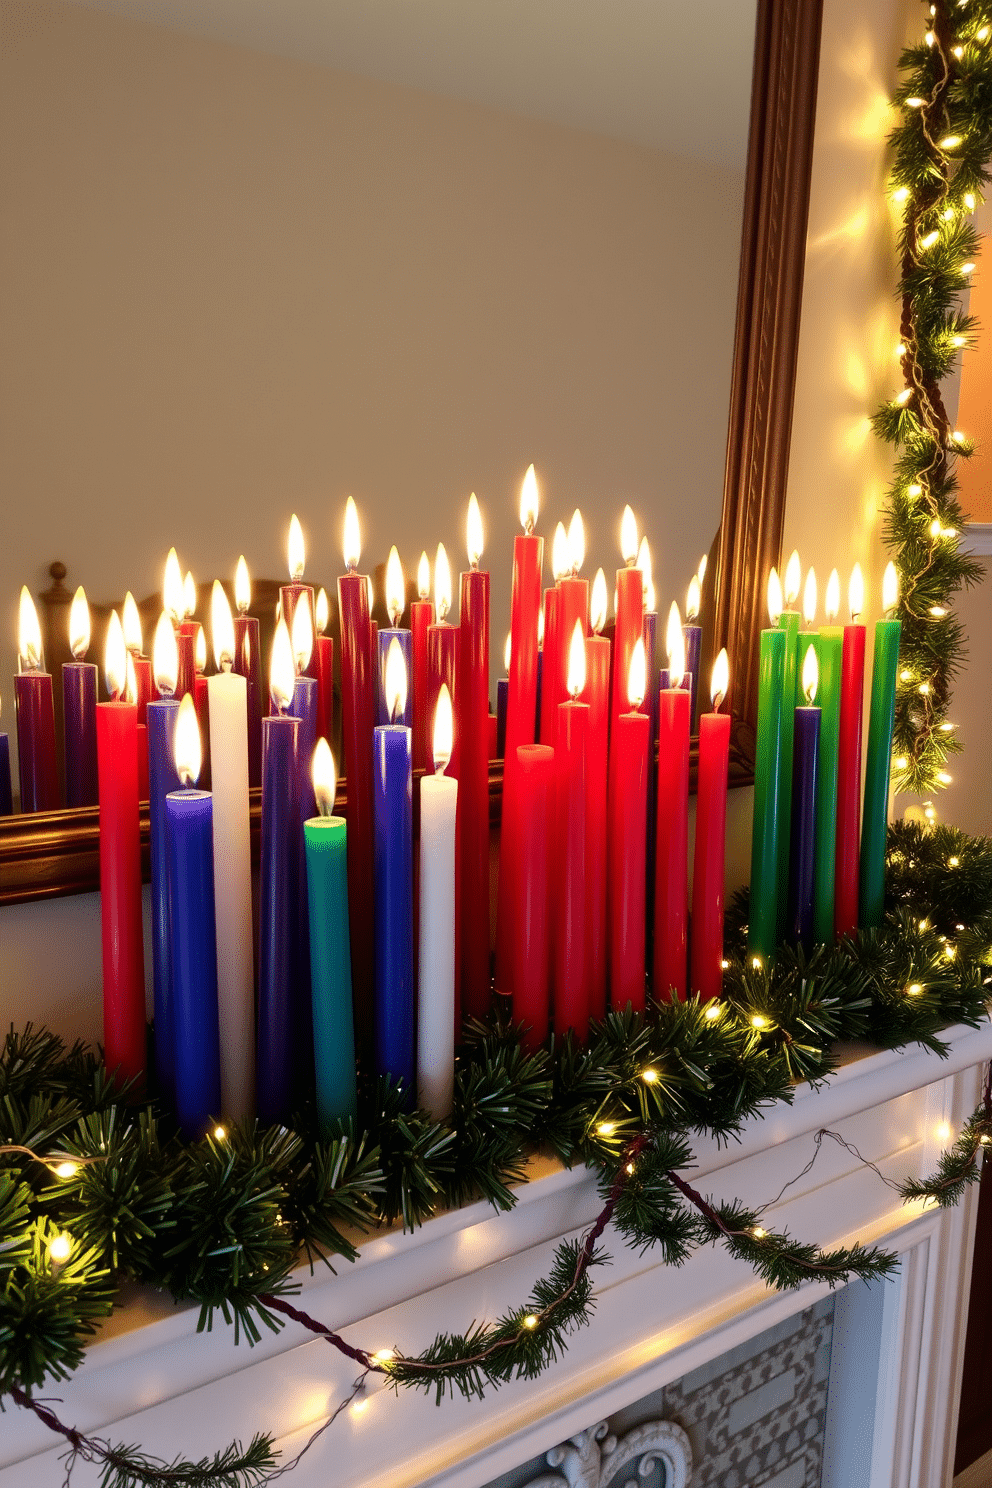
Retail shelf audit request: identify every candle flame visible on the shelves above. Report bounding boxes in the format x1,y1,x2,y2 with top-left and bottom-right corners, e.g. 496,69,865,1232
313,737,337,816
591,568,608,634
665,601,682,665
432,683,453,772
153,611,178,696
467,493,484,567
17,587,42,671
173,692,202,786
194,624,207,674
291,591,314,674
567,619,587,699
882,561,899,615
434,543,452,621
784,550,802,605
163,549,184,625
520,464,539,533
288,513,305,581
802,568,817,626
235,555,251,613
667,612,686,688
849,562,865,621
767,568,783,625
537,607,545,647
697,553,708,586
125,652,137,706
367,575,374,614
384,635,408,722
183,570,197,620
504,631,512,672
211,580,235,671
567,509,585,574
385,546,405,626
69,586,91,660
315,586,329,635
627,635,646,708
620,504,638,565
343,496,362,570
551,522,569,582
711,648,729,711
802,643,819,704
269,619,295,714
637,536,655,611
122,591,142,655
417,550,430,599
686,574,701,622
105,610,127,699
825,568,840,622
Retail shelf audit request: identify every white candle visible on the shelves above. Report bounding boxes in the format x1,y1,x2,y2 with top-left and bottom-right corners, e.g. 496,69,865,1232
417,684,458,1119
208,581,255,1119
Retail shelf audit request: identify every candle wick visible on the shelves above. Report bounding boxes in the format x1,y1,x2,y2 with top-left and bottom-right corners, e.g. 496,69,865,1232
222,658,233,674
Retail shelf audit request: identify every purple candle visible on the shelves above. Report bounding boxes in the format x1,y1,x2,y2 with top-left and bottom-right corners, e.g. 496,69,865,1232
0,709,11,816
14,586,59,812
787,644,821,953
289,598,319,1089
148,612,182,1107
233,556,262,788
63,585,99,808
642,603,658,972
280,515,317,679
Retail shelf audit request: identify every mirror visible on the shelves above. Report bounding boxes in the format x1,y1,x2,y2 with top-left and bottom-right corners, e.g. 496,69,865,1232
0,0,822,900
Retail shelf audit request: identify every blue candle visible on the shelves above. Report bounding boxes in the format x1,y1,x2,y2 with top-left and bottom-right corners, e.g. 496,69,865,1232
496,677,508,760
0,725,12,816
376,629,413,727
373,637,414,1092
290,670,318,1090
642,608,658,971
147,614,181,1106
165,694,222,1137
786,646,821,953
534,647,544,740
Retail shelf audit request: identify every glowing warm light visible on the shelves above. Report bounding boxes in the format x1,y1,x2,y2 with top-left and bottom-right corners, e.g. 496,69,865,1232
882,561,899,614
620,504,638,565
767,568,783,625
962,261,976,275
750,1014,769,1029
315,586,329,635
849,563,865,621
173,692,202,786
194,625,207,675
288,513,306,580
686,574,701,621
18,587,42,670
313,737,337,816
54,1161,78,1179
104,611,127,699
372,1348,396,1364
698,554,707,586
520,464,539,533
596,1121,616,1137
667,618,686,690
636,536,654,612
711,649,729,711
163,549,184,624
825,569,840,622
784,550,801,605
627,635,646,709
752,1227,768,1240
235,556,251,613
121,591,142,655
124,653,137,706
892,185,911,201
641,1068,659,1084
918,231,939,250
704,1002,723,1021
665,601,682,666
522,1314,538,1330
183,570,197,619
384,636,408,723
906,96,925,108
965,190,978,209
153,612,179,697
385,546,405,626
591,568,608,635
567,620,587,700
467,493,484,568
69,586,91,661
503,632,512,675
567,509,585,574
432,683,453,773
939,134,962,150
367,575,374,613
48,1233,72,1264
212,580,235,671
343,497,362,570
269,620,295,714
291,592,314,675
417,551,430,599
537,608,545,647
552,522,569,582
434,543,452,621
801,644,819,704
802,568,817,626
213,1126,226,1141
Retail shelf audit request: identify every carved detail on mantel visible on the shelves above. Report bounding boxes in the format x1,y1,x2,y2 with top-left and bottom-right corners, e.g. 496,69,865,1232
522,1418,692,1488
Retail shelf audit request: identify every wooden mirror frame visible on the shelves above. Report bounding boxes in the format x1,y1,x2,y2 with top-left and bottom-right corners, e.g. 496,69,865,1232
0,0,822,907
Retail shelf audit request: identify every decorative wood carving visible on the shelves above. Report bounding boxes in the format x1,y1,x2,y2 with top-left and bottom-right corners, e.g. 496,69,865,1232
520,1418,692,1488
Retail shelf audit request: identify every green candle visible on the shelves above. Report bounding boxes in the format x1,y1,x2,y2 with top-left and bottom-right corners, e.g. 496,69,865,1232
860,563,901,929
812,611,843,944
304,740,357,1131
749,570,786,962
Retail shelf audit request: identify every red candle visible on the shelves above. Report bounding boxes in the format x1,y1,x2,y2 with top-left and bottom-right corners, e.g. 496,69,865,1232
14,586,59,812
556,511,589,733
554,621,589,1039
835,564,866,938
459,496,491,1020
281,514,317,678
539,584,559,745
97,610,146,1090
122,592,151,723
611,506,646,741
428,544,460,774
654,625,691,1002
162,549,196,702
411,553,434,773
581,568,611,1022
609,637,649,1012
691,651,731,1001
509,744,554,1049
233,557,262,789
337,497,377,1063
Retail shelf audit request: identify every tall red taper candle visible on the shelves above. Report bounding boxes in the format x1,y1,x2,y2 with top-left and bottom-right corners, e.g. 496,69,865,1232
459,496,491,1019
835,565,866,938
510,744,554,1050
609,637,649,1012
314,587,334,745
654,625,691,1002
690,651,731,1001
539,585,559,745
554,621,590,1039
582,568,611,1021
611,506,645,742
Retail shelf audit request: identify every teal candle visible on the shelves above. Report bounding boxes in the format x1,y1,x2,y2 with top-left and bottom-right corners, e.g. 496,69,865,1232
812,625,843,943
775,608,800,937
749,580,786,962
304,740,357,1131
860,565,901,929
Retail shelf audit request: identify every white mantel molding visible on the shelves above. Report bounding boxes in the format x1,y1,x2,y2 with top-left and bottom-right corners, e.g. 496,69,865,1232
3,1020,991,1488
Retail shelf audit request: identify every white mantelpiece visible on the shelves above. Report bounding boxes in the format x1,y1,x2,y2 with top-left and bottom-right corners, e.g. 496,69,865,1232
2,1022,990,1488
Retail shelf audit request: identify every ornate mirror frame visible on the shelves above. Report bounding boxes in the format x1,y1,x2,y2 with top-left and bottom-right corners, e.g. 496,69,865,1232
0,0,823,906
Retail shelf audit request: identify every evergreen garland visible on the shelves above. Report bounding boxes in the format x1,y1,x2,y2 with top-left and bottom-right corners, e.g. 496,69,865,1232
874,0,992,798
2,823,991,1484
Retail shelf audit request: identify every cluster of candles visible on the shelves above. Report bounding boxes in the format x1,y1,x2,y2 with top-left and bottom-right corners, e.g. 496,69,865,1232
748,553,902,960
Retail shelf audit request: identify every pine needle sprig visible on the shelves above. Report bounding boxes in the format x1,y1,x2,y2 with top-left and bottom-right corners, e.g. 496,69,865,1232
899,1103,992,1206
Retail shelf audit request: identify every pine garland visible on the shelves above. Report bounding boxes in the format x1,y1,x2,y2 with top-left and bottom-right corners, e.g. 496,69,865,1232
875,0,992,798
2,822,991,1484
